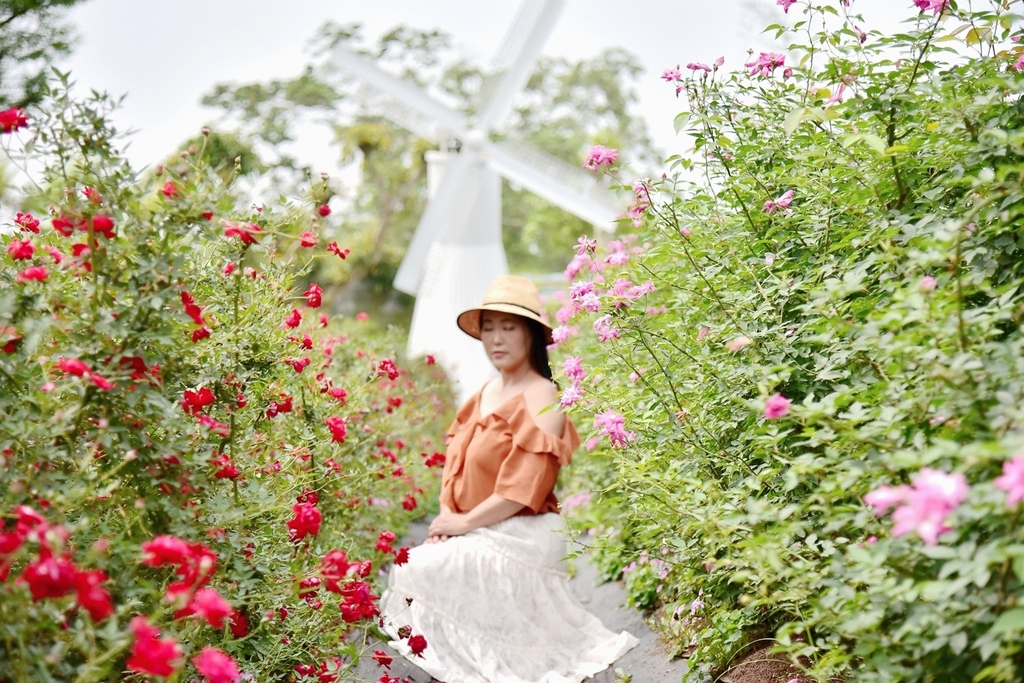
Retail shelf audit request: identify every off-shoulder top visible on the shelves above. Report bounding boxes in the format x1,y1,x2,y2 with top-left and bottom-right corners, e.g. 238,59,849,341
439,389,581,515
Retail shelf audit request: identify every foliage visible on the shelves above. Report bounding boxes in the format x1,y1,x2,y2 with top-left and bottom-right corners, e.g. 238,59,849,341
556,1,1024,681
0,0,85,109
0,79,453,682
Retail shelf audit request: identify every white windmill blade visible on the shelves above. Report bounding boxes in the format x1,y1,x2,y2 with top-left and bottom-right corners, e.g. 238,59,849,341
392,151,486,295
475,0,567,132
485,138,622,231
329,44,470,140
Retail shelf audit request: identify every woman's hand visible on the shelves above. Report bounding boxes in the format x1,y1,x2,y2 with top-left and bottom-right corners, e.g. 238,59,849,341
427,509,472,542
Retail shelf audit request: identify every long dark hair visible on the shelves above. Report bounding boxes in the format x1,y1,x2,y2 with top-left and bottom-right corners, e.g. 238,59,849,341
525,319,553,381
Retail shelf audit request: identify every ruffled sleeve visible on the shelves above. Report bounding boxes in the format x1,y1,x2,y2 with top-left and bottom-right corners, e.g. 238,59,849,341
444,392,479,443
489,397,581,513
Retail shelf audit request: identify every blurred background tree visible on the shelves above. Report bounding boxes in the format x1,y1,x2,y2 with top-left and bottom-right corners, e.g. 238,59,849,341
0,0,86,108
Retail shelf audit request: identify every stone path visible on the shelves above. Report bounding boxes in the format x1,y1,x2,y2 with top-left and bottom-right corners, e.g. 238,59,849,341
354,523,686,682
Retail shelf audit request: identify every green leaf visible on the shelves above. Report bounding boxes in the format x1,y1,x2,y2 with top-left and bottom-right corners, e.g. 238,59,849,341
1012,556,1024,582
783,107,805,137
991,609,1024,634
862,133,887,155
673,111,691,134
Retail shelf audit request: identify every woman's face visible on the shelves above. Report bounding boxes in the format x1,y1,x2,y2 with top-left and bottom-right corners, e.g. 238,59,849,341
480,311,531,373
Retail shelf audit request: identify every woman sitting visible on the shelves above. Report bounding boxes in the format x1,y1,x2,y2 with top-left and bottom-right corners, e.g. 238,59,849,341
379,274,638,683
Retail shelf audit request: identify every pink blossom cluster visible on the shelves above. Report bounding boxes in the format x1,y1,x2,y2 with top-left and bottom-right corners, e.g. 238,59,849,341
762,189,794,214
994,455,1024,507
560,356,586,408
583,145,619,172
593,315,621,343
864,456,1024,548
594,409,636,449
913,0,949,15
864,468,968,545
744,52,786,78
626,180,651,227
777,0,798,13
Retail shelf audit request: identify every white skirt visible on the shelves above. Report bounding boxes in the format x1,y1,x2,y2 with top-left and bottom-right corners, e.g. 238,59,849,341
379,513,639,683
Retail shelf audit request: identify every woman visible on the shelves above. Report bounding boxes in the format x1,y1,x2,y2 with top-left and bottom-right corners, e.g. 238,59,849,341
379,274,638,683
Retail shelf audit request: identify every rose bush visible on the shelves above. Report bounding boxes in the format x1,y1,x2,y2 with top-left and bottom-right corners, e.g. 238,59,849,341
556,1,1024,681
1,80,452,682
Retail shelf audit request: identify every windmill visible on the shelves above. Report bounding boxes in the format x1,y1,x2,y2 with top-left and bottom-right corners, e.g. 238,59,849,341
330,0,621,400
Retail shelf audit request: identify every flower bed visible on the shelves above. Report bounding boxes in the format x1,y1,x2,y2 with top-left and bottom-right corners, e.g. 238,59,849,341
1,82,452,682
556,2,1024,681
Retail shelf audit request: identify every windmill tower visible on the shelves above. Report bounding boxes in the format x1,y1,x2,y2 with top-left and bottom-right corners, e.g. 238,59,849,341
331,0,621,400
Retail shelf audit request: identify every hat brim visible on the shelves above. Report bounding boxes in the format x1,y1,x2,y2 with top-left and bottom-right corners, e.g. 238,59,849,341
457,304,554,345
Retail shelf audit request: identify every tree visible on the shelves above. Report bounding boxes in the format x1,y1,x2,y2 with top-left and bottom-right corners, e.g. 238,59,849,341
196,21,658,306
0,0,86,108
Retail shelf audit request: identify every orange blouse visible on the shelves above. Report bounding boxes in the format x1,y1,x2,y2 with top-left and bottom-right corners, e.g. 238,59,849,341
439,390,581,515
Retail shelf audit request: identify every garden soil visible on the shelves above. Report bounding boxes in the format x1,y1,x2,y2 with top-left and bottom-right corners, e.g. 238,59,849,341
354,522,687,682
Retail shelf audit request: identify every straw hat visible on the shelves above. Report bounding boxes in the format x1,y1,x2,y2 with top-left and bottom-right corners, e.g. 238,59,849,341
456,275,553,344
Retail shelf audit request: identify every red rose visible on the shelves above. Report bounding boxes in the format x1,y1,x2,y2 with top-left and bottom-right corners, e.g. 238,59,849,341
52,215,77,236
300,231,318,247
6,238,34,260
75,569,114,621
393,547,409,566
160,181,179,199
223,220,261,245
407,634,428,657
320,550,352,593
126,615,184,678
82,186,103,205
15,212,40,233
401,495,417,511
284,308,302,328
324,416,347,443
198,414,230,437
287,502,322,542
181,387,215,414
210,453,239,480
140,536,194,568
0,107,28,133
180,290,206,326
372,649,393,668
338,580,379,623
90,373,114,391
228,609,249,638
377,358,399,381
90,215,115,239
191,327,212,343
186,587,233,629
20,553,78,601
299,576,322,599
16,265,48,283
317,204,331,217
304,283,323,308
327,242,350,259
57,358,91,377
287,357,311,373
192,647,239,683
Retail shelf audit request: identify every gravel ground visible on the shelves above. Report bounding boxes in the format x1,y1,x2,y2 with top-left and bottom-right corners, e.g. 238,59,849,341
354,523,686,682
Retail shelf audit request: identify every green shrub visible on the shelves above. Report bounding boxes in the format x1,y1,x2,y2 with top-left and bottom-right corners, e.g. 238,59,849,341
557,2,1024,680
0,80,452,681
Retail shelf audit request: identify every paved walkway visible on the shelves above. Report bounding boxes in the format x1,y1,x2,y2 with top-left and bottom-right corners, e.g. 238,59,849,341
355,524,686,682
